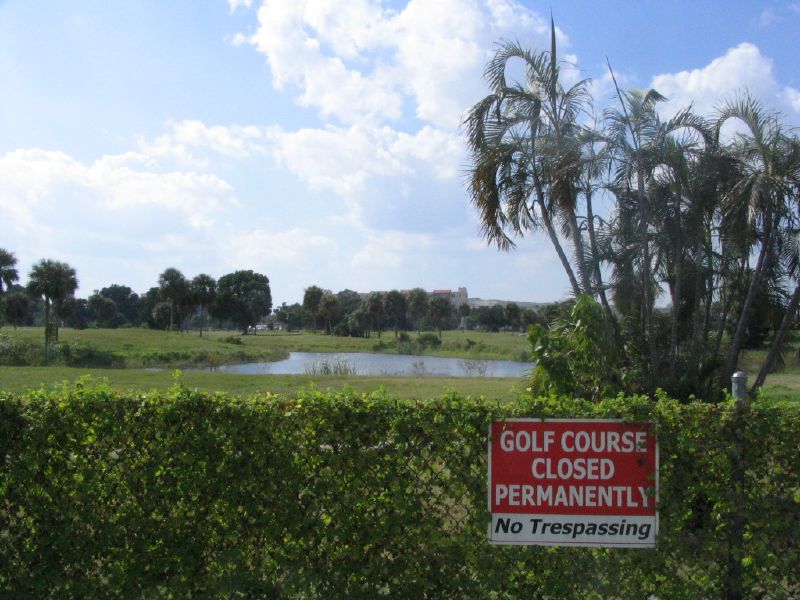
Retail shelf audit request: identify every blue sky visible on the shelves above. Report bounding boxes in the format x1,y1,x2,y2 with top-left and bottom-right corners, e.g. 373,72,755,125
2,0,799,306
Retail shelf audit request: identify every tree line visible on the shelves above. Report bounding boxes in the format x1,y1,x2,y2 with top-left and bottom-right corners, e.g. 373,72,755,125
464,21,799,400
0,250,272,344
272,285,547,339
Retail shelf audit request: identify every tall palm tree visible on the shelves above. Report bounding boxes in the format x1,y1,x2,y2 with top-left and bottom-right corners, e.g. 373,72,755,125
716,95,800,384
27,259,78,344
191,274,216,337
0,248,19,294
407,288,428,335
464,20,593,298
365,292,385,338
158,268,188,331
603,79,710,382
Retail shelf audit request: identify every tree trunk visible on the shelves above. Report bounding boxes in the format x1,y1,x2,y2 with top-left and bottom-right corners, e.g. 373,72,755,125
536,191,582,297
585,185,622,352
723,218,773,383
751,283,800,393
635,156,657,382
669,190,683,379
568,209,592,295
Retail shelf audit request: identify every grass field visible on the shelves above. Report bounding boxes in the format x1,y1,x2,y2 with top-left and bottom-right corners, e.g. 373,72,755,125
1,326,530,364
0,366,527,401
0,326,796,402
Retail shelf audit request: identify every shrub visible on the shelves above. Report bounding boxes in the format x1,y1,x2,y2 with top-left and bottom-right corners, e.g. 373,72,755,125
1,383,797,598
417,332,442,349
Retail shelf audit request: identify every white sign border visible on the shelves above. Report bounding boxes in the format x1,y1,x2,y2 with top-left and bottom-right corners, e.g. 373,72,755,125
487,418,660,548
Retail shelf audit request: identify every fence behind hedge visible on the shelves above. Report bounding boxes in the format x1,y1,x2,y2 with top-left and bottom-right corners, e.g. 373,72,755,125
1,382,798,599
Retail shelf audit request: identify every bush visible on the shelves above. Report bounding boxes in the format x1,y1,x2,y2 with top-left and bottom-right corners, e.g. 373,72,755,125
0,334,43,366
417,332,442,349
0,384,798,598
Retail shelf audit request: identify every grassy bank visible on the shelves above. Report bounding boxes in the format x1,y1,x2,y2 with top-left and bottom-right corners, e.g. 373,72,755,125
0,367,527,401
1,326,796,402
0,326,531,366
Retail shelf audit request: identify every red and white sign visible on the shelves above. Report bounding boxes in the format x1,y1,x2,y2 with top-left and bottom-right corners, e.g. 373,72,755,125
488,419,658,547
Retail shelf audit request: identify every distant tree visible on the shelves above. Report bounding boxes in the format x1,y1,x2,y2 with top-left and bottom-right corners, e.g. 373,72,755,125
274,302,306,332
98,284,140,326
458,302,471,331
429,296,452,340
319,294,340,334
151,301,172,331
0,248,19,294
3,290,29,328
63,297,90,329
474,305,508,332
346,308,370,338
384,290,407,338
138,287,163,329
211,270,272,334
158,268,188,331
303,285,324,331
365,292,385,338
520,308,544,329
191,274,217,337
26,259,78,345
336,289,363,317
407,288,429,335
88,293,118,326
505,302,521,331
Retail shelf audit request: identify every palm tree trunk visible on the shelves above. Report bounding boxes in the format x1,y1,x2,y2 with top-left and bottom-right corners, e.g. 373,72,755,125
585,187,622,347
751,283,800,393
723,218,773,381
669,191,683,379
636,160,657,380
568,210,592,294
535,190,581,297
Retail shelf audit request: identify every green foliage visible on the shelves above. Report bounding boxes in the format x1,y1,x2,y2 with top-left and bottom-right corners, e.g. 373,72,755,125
417,332,442,349
212,270,272,334
0,383,798,598
529,296,623,401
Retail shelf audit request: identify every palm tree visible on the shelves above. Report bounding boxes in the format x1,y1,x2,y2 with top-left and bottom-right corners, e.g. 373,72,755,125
458,302,471,332
383,290,407,338
603,76,712,383
158,268,188,331
464,20,593,298
191,274,217,337
0,248,19,294
27,259,78,345
365,293,385,338
407,288,429,335
429,296,452,340
303,286,324,331
319,294,339,335
716,95,800,385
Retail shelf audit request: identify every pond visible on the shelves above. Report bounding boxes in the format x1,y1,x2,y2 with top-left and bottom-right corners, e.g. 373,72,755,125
203,352,533,378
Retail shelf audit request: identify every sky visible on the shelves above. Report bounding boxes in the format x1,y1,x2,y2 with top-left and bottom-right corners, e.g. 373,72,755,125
1,0,799,307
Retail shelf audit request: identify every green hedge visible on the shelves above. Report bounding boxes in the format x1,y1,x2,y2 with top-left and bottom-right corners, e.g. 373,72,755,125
1,382,798,598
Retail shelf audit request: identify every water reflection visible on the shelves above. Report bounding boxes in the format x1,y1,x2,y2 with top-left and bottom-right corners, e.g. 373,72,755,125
205,352,531,378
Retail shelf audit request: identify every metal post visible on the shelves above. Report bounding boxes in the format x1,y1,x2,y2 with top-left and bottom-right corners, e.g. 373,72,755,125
726,371,748,600
731,371,747,402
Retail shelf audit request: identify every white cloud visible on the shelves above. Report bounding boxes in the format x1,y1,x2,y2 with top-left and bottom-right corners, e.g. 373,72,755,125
138,120,267,166
228,0,253,12
0,147,235,239
243,0,558,129
266,123,462,196
651,43,800,120
220,227,339,270
351,230,433,271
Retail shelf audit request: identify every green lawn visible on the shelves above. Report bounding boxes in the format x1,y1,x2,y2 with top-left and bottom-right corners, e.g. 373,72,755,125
1,326,796,403
0,366,527,401
0,327,531,364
